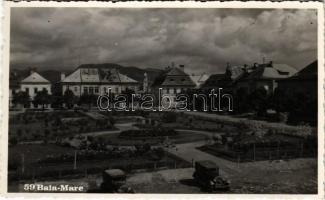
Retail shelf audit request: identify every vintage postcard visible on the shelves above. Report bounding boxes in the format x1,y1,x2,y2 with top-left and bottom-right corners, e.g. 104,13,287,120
0,1,324,199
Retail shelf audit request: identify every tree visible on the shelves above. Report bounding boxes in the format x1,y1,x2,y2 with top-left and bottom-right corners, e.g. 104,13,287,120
249,88,268,117
12,91,30,108
63,89,77,109
34,89,51,109
234,87,250,113
79,93,97,109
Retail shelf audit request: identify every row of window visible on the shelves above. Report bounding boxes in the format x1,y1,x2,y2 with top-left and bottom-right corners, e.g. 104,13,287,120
25,87,48,94
72,86,136,94
163,88,186,94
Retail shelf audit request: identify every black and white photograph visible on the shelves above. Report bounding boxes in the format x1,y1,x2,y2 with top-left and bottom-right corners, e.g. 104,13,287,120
3,2,323,196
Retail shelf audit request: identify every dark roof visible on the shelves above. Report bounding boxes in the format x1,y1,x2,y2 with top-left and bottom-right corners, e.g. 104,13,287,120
201,74,232,88
277,60,317,82
290,60,317,80
196,160,217,169
151,67,195,87
103,169,126,177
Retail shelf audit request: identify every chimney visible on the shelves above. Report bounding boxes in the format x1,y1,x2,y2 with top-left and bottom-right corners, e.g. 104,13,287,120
30,67,35,75
179,65,185,72
61,73,66,81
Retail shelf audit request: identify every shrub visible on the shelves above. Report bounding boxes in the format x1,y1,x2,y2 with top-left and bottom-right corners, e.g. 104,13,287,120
161,112,177,123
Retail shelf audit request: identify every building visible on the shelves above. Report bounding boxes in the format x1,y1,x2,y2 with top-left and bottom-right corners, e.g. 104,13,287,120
190,73,209,88
235,61,297,94
61,65,140,96
20,71,52,99
201,64,246,91
151,65,196,106
277,60,317,97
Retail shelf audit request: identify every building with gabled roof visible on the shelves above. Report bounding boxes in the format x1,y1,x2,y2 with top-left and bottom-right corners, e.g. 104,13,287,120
61,65,139,96
151,64,196,106
20,71,52,99
235,61,297,94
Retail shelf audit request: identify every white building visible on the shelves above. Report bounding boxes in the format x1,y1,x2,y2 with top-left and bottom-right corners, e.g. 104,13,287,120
20,71,52,99
61,66,139,96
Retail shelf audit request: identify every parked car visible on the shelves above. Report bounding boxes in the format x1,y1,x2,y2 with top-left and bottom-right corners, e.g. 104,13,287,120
193,160,230,192
100,169,134,193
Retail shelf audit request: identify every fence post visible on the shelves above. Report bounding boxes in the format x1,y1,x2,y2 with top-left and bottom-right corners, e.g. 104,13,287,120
253,143,256,162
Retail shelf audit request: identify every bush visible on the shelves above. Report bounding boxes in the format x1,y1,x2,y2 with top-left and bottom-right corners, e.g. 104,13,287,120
161,112,177,123
119,128,177,138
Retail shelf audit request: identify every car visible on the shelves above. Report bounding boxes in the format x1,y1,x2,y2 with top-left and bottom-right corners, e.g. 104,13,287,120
100,169,129,193
193,160,230,192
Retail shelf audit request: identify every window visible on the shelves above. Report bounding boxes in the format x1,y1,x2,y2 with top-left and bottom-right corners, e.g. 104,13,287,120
169,88,174,94
89,87,94,94
176,88,181,94
25,88,29,95
34,88,38,94
115,87,119,93
83,87,88,94
103,87,107,93
95,87,99,93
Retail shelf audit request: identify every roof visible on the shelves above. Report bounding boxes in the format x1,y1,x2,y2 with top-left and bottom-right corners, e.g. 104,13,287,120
201,73,233,88
152,67,196,87
286,60,317,80
226,65,245,80
190,74,209,87
240,63,297,81
103,169,126,177
62,66,138,84
196,160,217,169
21,72,50,84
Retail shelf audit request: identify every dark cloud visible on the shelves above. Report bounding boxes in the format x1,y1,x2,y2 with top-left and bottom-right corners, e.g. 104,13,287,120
10,8,317,74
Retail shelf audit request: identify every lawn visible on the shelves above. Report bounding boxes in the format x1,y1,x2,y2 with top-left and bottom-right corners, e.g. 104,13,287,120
96,131,209,146
9,111,114,142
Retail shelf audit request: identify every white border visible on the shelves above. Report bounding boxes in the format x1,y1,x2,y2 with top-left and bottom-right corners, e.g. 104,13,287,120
1,1,324,200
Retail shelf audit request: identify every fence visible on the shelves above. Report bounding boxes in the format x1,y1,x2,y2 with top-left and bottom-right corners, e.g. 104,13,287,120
9,152,191,182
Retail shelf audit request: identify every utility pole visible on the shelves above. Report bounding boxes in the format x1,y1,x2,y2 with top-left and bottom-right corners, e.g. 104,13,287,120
21,153,25,174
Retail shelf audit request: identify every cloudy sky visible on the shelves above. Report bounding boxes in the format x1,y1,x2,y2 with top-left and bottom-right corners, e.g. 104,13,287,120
10,8,317,74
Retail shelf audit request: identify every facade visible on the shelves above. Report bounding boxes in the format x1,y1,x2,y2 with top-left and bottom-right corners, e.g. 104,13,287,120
151,65,196,106
61,65,139,96
20,71,52,99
